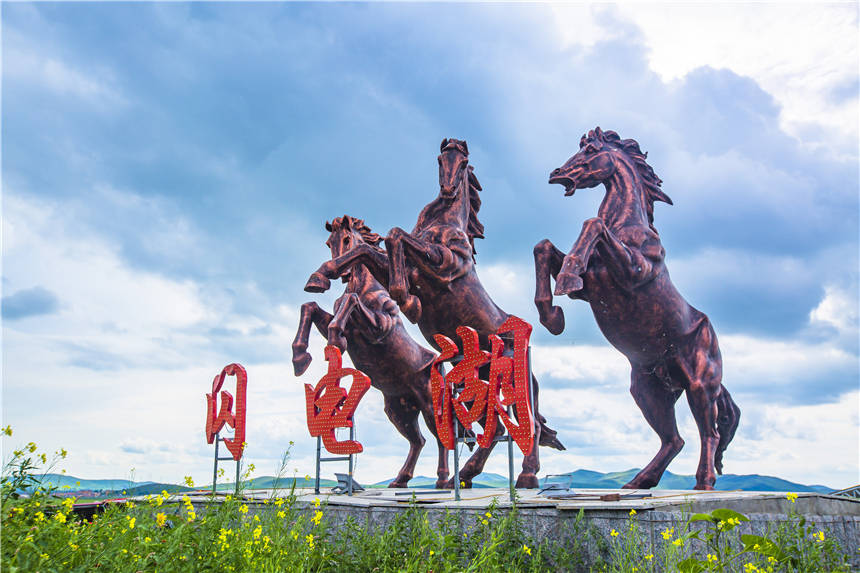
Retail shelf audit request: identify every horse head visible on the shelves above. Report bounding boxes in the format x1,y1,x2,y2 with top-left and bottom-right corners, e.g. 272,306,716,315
438,138,473,199
325,215,383,280
549,127,672,208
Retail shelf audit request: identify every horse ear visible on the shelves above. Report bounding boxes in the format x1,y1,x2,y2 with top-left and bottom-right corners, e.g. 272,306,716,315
468,167,482,191
594,126,604,140
652,188,673,205
325,220,333,232
462,140,469,155
441,138,449,151
579,134,587,148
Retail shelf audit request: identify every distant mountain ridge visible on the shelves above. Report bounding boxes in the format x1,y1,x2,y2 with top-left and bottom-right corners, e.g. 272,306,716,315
39,469,834,495
375,470,835,493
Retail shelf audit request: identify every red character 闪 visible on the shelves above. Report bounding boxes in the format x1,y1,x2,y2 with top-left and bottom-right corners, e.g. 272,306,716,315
304,345,371,455
205,363,247,461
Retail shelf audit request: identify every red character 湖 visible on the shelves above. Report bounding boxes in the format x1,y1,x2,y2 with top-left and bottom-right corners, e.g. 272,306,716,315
429,316,535,455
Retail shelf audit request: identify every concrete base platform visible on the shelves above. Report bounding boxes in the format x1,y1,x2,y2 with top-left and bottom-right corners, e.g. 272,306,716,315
186,487,860,568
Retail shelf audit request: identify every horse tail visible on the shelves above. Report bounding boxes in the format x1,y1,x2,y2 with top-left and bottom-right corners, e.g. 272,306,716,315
714,385,740,475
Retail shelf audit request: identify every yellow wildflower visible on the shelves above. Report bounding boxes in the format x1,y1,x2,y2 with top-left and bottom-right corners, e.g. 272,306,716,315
672,538,683,547
54,512,67,524
253,514,260,522
35,511,46,522
27,442,37,453
291,530,299,540
313,497,321,508
815,530,825,542
62,497,76,512
187,511,196,522
707,554,718,563
645,554,653,561
312,510,323,525
144,536,152,543
305,533,314,549
184,476,194,487
629,508,637,516
156,513,166,527
429,550,435,556
2,425,12,436
485,512,492,518
274,498,284,507
481,519,488,525
610,529,619,537
277,510,286,518
40,553,48,560
522,544,532,555
253,525,262,540
239,504,248,514
786,492,798,503
127,516,136,529
661,527,674,540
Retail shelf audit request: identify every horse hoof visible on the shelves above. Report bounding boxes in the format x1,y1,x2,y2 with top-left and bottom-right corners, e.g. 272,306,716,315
388,479,409,488
693,483,715,491
401,295,422,323
554,272,583,296
515,473,539,489
292,352,312,376
327,332,348,352
305,272,331,293
540,306,565,335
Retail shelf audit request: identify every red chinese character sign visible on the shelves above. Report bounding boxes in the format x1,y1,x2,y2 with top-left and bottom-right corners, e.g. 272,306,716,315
205,363,247,461
304,345,372,455
430,315,536,456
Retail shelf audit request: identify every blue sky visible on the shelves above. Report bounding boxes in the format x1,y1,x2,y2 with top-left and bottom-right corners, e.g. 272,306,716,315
2,3,858,488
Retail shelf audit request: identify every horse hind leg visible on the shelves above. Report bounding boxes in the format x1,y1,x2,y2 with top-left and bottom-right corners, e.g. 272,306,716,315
624,367,685,490
533,239,566,335
384,396,425,488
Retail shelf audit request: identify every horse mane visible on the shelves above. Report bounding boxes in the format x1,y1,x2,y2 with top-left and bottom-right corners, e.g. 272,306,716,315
440,138,485,259
582,128,672,225
326,215,384,251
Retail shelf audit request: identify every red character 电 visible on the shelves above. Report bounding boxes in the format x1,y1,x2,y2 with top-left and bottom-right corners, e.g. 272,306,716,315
304,345,371,455
205,363,247,461
429,316,535,455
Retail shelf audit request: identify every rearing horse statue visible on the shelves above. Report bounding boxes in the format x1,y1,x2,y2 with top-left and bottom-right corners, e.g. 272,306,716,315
293,216,451,488
306,139,565,488
535,127,740,490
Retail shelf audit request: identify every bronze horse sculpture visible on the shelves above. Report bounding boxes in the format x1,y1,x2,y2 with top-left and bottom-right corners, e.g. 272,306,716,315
293,216,452,488
307,139,564,488
534,127,740,490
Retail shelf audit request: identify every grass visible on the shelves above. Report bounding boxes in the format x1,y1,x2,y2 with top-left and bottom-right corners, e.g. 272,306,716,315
2,431,855,572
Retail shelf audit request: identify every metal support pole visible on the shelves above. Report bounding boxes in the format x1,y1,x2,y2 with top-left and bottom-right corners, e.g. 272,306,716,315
235,457,241,495
507,407,515,502
212,432,220,494
348,424,355,496
315,436,322,494
453,416,461,502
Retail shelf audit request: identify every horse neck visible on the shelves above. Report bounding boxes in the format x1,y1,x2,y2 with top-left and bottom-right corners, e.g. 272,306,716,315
415,180,471,233
348,263,380,296
597,156,650,229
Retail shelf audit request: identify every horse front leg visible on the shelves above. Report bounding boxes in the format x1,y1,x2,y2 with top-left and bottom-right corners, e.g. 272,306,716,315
327,293,360,351
555,217,605,296
291,302,334,376
533,239,566,335
305,244,391,293
385,228,444,323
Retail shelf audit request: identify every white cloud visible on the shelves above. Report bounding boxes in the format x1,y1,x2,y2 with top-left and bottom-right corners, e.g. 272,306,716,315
4,29,126,107
810,284,859,337
552,4,859,154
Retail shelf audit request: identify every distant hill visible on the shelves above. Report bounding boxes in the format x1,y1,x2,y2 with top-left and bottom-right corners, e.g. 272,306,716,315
376,470,834,493
31,469,835,496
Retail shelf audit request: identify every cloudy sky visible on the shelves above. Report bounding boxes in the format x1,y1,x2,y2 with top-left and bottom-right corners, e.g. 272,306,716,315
2,3,858,489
